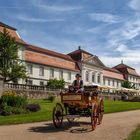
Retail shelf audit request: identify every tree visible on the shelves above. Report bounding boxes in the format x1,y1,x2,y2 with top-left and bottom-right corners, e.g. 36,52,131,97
46,79,65,89
0,28,27,83
121,80,135,89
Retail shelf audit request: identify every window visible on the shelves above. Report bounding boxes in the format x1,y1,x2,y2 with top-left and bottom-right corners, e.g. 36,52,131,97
67,72,71,80
85,71,89,82
39,66,44,76
103,78,106,85
112,80,115,86
27,64,33,74
59,70,63,79
92,73,95,83
108,79,110,86
40,81,44,86
117,81,119,87
27,80,33,85
50,68,54,78
97,74,100,83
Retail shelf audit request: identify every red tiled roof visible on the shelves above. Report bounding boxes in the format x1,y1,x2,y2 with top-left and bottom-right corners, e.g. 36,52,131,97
103,69,124,80
0,22,16,30
27,45,74,62
25,50,79,72
114,63,135,70
103,67,121,73
103,67,124,80
0,23,28,45
68,48,93,56
127,68,139,76
113,63,139,77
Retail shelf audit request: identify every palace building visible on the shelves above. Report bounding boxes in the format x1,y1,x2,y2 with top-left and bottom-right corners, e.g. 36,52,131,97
0,22,140,90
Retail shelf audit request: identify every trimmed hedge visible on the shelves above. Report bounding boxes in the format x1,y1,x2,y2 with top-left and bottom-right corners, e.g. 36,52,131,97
0,90,28,116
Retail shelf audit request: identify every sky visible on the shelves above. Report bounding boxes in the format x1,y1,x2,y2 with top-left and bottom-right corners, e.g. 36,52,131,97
1,0,140,74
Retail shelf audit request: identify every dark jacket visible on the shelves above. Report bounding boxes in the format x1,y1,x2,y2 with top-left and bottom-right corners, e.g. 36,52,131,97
72,80,83,89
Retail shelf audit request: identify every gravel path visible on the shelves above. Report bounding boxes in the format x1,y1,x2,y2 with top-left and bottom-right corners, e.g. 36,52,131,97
0,110,140,140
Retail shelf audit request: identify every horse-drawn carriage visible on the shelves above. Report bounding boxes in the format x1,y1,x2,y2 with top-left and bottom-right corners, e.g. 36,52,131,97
52,85,104,130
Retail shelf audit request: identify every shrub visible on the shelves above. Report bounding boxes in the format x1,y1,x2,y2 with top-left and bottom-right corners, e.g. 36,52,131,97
0,91,27,108
1,106,13,116
26,104,41,112
126,96,140,102
2,90,16,96
0,108,3,115
46,79,65,89
12,107,27,114
48,95,55,102
0,90,28,116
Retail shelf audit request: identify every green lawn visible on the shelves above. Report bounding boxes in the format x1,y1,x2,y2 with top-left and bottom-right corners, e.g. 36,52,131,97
0,99,140,125
0,99,54,125
104,100,140,113
127,125,140,140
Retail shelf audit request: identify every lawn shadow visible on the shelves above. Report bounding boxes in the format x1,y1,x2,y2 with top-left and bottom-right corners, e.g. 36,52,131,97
28,121,93,134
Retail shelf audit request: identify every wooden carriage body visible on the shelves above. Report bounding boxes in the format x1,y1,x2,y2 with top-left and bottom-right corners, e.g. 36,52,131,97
60,85,100,108
61,93,90,109
53,85,104,130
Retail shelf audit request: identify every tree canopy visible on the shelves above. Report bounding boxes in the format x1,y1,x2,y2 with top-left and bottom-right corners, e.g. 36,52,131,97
0,28,27,83
121,80,135,89
46,79,65,89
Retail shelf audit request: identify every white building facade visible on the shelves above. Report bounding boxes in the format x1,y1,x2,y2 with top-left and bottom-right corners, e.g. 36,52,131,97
1,22,140,90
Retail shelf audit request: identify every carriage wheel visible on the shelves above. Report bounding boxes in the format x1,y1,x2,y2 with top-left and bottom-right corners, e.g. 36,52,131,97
98,99,104,125
91,103,98,130
53,103,63,128
65,106,75,123
67,117,75,123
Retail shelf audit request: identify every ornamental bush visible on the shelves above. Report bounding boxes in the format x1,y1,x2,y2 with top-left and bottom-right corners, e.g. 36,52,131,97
47,95,55,102
0,90,28,116
1,105,13,116
0,91,27,108
46,79,65,89
26,104,41,112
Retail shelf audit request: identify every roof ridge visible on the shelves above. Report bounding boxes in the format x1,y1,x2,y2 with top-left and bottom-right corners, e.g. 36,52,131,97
27,44,74,62
0,22,16,30
68,48,93,56
114,63,135,70
104,66,122,74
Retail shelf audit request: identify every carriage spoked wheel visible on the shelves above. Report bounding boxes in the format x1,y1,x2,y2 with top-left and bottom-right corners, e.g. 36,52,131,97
67,117,75,123
98,98,104,125
91,103,98,130
53,103,63,128
65,107,75,123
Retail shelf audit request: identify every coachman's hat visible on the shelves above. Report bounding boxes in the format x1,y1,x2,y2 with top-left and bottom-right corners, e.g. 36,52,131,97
75,73,81,77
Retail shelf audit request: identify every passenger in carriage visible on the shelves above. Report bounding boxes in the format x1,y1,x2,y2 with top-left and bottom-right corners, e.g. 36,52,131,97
71,73,84,93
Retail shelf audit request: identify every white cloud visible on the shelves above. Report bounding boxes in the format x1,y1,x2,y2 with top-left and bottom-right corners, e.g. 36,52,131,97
109,20,140,40
88,13,121,23
100,55,140,74
100,17,140,74
86,24,108,34
122,20,140,39
30,0,82,12
15,15,64,23
129,0,140,11
37,5,82,12
106,18,140,51
115,44,128,52
100,42,140,74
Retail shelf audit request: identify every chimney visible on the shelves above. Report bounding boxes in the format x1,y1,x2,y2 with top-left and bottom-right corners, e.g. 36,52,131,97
78,46,81,50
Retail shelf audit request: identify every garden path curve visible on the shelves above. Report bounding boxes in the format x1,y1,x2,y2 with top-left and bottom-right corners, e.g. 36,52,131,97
0,110,140,140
